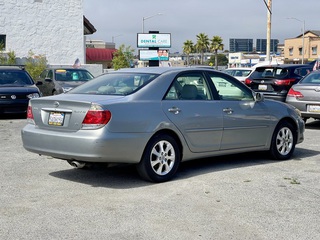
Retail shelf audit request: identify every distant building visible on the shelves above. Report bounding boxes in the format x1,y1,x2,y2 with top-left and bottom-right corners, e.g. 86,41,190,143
284,30,320,63
256,39,279,54
229,39,253,52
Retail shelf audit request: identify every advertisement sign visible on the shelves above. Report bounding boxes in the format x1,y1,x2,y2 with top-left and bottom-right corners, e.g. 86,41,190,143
139,49,169,61
137,33,171,48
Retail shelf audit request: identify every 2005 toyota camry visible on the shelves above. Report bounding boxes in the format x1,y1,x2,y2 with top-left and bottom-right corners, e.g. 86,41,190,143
21,67,304,182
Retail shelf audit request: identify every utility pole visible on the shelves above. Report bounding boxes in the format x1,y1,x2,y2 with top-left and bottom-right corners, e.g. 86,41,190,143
264,0,272,62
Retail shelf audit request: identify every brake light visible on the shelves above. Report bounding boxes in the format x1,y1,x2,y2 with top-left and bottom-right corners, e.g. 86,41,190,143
274,78,296,86
27,104,35,124
245,78,252,85
287,88,303,99
82,104,111,129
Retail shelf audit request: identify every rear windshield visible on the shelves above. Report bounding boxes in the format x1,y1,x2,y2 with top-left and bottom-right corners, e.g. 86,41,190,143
0,70,34,86
300,71,320,84
69,72,158,95
251,67,289,79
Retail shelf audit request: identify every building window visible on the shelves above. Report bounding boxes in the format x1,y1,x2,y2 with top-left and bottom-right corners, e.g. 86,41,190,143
289,48,293,56
312,46,317,55
0,34,6,50
299,47,303,56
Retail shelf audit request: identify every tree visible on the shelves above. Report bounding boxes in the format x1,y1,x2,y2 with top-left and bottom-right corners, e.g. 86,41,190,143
195,33,209,65
112,44,135,70
183,40,194,66
24,50,47,80
210,36,224,70
208,54,228,68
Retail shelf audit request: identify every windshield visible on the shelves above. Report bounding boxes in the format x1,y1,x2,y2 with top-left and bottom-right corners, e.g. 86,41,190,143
54,69,94,81
69,72,158,95
0,70,34,86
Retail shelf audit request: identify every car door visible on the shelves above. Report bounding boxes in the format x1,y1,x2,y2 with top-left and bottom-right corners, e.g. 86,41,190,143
161,71,223,153
207,71,272,150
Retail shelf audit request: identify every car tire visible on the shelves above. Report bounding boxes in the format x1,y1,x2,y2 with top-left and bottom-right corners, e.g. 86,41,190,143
269,121,296,160
137,134,181,183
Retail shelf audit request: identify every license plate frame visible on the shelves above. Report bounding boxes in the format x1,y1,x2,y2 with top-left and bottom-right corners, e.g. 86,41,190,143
48,112,65,126
307,105,320,113
258,84,268,91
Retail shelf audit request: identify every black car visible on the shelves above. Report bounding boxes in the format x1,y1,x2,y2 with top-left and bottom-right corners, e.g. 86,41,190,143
37,67,94,96
0,66,41,116
244,64,313,102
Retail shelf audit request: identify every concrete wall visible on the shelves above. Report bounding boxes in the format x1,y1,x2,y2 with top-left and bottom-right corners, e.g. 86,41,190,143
0,0,84,65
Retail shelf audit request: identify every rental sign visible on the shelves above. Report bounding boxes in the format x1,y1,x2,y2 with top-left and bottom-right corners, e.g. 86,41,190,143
137,33,171,48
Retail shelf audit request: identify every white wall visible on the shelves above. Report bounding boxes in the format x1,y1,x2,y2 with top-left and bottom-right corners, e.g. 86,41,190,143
0,0,84,65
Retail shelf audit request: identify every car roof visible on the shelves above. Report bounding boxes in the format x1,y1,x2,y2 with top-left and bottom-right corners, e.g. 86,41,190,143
256,64,312,69
113,67,219,75
0,65,26,70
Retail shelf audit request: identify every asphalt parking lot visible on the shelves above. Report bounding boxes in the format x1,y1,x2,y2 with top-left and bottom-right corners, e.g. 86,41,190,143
1,118,320,240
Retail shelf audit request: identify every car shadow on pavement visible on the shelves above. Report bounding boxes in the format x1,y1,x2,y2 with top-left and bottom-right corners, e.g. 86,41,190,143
49,146,319,189
305,119,320,129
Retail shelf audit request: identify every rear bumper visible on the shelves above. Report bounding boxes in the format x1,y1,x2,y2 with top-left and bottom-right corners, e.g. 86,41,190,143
21,124,151,163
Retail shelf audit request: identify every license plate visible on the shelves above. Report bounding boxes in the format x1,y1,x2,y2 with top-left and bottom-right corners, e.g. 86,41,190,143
48,112,65,126
258,84,268,91
308,105,320,113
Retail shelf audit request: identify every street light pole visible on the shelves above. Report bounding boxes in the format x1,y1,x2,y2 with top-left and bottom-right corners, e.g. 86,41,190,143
142,13,163,33
287,17,305,64
112,34,122,43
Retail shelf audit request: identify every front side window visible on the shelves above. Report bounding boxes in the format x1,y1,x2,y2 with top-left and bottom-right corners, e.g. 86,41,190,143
207,72,253,101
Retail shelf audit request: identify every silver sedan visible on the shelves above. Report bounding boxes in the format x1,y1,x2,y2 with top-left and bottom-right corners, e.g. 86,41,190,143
21,67,305,182
286,70,320,122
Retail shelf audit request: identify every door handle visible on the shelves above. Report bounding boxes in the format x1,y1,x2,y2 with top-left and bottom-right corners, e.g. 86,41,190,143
168,107,181,114
223,108,233,114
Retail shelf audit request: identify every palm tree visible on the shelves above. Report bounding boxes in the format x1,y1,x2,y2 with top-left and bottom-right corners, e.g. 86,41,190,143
195,33,209,65
210,36,224,70
183,40,194,66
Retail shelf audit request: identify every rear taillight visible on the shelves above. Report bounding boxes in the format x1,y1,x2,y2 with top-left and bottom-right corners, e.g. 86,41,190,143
245,78,252,85
287,88,303,99
81,104,111,129
27,104,35,124
274,78,296,86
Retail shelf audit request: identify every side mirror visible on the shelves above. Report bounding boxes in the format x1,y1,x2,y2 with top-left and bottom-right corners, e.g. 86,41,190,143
254,92,264,102
44,78,52,82
35,81,43,86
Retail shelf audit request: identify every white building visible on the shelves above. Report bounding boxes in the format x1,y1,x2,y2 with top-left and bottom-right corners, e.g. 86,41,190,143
0,0,92,65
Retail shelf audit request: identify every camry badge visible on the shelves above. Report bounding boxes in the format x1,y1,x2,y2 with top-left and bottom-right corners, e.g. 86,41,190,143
315,87,320,92
53,101,60,108
261,80,264,83
11,95,17,99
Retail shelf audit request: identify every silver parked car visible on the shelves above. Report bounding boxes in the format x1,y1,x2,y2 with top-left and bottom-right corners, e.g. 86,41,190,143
286,70,320,122
21,67,304,182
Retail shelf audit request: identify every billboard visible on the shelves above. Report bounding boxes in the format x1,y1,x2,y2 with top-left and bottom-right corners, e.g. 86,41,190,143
137,33,171,48
139,49,169,61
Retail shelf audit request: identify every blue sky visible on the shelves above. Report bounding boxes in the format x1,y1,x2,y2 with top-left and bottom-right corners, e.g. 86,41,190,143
83,0,319,53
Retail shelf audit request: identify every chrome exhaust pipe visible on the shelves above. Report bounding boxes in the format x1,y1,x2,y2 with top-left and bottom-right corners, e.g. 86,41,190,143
69,160,86,169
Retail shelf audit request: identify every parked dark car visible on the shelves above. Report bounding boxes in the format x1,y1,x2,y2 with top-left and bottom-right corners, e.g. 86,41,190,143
286,70,320,122
0,65,41,116
245,64,313,102
37,67,94,96
22,67,304,182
